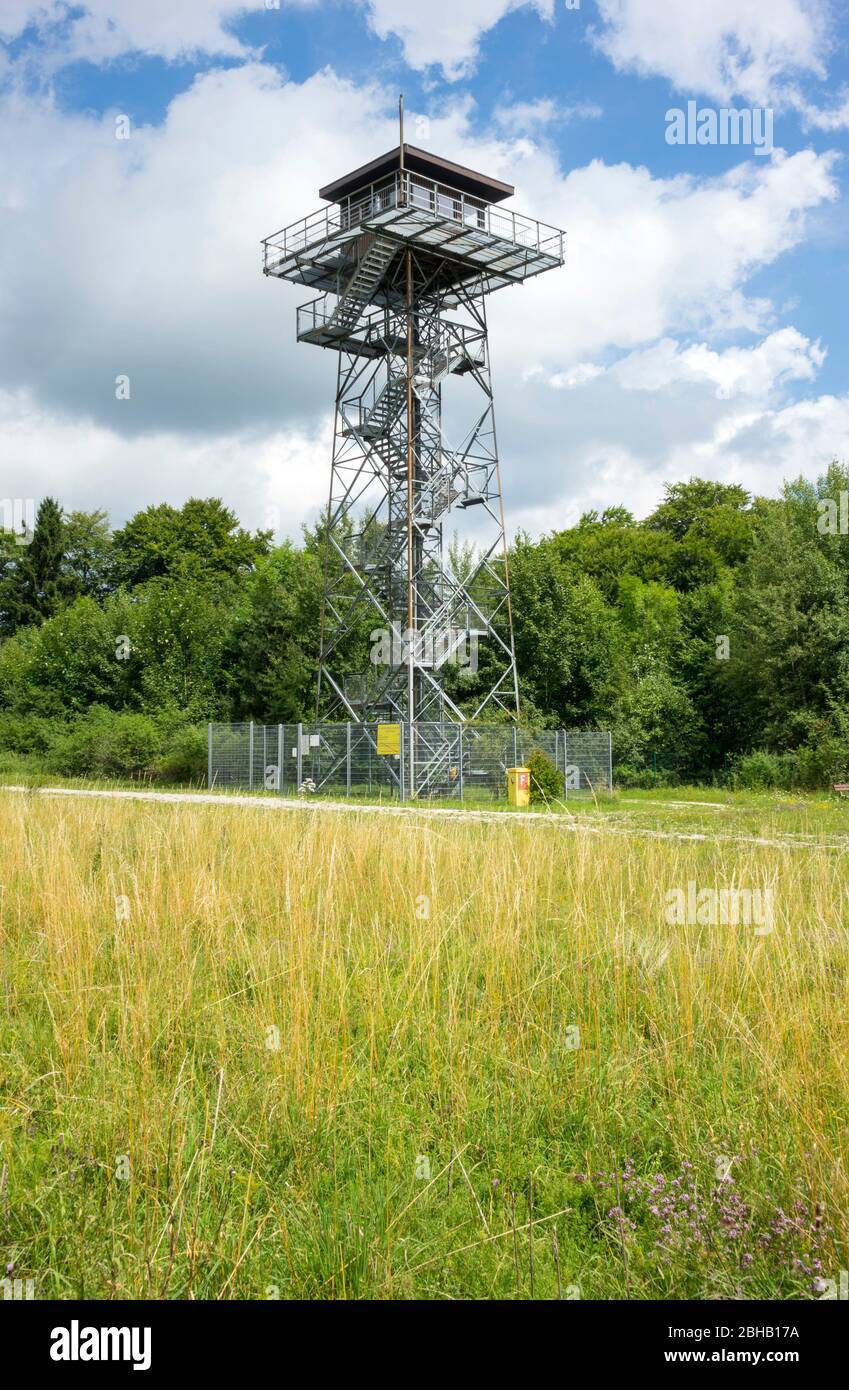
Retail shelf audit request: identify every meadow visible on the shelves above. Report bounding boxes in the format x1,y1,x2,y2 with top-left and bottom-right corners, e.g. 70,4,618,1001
1,785,847,1299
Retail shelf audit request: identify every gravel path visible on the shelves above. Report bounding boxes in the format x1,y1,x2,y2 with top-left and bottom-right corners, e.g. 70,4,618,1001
1,782,845,854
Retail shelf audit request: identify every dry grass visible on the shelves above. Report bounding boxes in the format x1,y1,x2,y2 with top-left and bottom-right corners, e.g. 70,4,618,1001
1,790,847,1298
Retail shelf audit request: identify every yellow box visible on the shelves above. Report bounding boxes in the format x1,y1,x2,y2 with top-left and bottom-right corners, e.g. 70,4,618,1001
507,766,530,807
376,723,401,756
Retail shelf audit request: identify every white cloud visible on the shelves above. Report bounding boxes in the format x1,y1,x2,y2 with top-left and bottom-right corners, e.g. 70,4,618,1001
360,0,555,79
505,333,848,532
490,145,838,368
494,97,603,135
0,59,844,536
0,65,409,437
725,392,849,469
591,0,831,106
0,0,557,77
0,0,262,63
523,361,605,389
789,85,849,132
3,0,844,126
612,329,825,398
526,328,826,402
1,0,843,124
0,387,330,540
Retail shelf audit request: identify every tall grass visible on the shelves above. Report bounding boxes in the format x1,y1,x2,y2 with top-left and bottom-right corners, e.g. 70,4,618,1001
1,793,846,1298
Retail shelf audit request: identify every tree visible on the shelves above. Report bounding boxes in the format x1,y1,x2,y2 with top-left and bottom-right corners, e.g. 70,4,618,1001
646,478,752,541
723,499,849,749
129,578,233,720
0,592,134,716
223,544,323,723
554,514,691,599
62,509,114,600
613,665,705,779
0,496,65,634
508,536,620,726
112,498,272,588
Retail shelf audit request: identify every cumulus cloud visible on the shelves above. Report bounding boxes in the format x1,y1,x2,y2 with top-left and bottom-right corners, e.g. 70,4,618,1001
0,0,558,78
0,387,330,540
0,59,844,533
503,333,848,534
1,0,843,117
0,65,409,438
591,0,831,106
611,329,826,398
789,86,849,132
360,0,556,79
489,145,838,368
0,0,263,63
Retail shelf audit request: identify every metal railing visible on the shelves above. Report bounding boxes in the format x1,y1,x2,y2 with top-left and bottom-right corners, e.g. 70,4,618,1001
263,170,564,270
208,721,612,802
295,296,487,363
296,295,404,349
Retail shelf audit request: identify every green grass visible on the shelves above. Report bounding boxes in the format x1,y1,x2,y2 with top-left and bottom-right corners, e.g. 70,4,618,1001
1,786,847,1299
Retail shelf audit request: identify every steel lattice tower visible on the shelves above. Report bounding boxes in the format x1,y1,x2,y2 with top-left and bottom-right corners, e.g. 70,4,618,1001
262,128,564,790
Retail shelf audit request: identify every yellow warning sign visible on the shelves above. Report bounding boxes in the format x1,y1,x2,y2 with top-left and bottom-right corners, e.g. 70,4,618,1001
376,723,401,755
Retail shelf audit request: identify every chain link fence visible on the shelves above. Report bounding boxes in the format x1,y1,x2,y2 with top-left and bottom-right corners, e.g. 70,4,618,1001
208,722,612,801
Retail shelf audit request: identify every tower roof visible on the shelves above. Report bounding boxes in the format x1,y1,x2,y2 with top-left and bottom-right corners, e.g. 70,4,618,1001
318,144,515,206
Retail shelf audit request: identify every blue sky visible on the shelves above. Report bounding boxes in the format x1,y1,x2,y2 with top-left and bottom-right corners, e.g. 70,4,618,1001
1,0,848,539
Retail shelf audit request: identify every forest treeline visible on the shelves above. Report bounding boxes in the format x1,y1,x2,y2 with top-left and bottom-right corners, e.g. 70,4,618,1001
3,465,849,787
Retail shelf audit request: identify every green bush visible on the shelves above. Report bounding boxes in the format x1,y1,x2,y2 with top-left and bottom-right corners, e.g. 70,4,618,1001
0,747,42,779
614,760,683,789
46,707,163,779
731,742,845,792
732,750,787,790
156,724,207,784
527,748,563,804
0,710,56,756
36,708,208,784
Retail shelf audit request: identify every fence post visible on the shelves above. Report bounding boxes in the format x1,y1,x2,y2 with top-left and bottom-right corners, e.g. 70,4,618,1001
512,725,518,768
297,721,303,790
399,721,406,803
207,722,213,789
277,724,283,794
458,725,464,803
248,721,254,791
608,731,613,792
346,722,351,798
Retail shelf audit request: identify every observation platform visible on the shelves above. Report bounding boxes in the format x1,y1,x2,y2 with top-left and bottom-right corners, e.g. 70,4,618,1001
262,144,565,312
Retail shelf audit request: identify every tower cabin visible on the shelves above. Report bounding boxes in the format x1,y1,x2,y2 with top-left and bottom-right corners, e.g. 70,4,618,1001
262,143,564,352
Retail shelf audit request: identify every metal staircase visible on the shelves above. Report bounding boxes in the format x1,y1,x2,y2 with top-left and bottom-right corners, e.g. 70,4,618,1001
416,340,479,392
327,235,397,334
346,330,480,440
357,372,408,437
